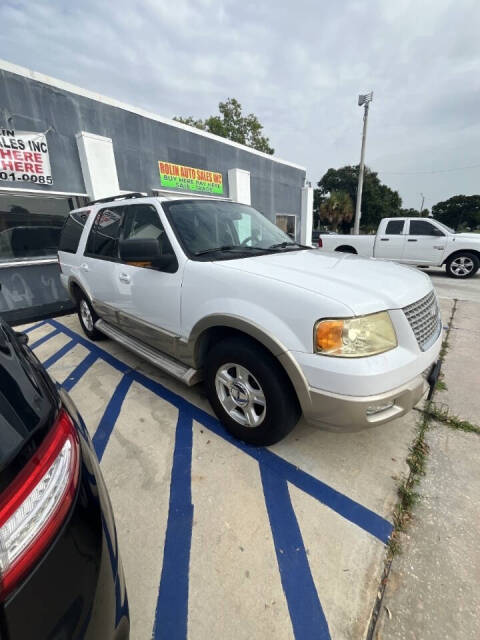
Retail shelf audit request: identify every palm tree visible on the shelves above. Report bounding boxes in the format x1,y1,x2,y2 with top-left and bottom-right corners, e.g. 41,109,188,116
319,191,354,232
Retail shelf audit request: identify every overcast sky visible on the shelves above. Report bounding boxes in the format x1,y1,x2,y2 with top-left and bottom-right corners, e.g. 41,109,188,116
1,0,479,209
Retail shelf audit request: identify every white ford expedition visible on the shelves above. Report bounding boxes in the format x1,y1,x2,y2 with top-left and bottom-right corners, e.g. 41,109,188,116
58,194,442,445
318,217,480,278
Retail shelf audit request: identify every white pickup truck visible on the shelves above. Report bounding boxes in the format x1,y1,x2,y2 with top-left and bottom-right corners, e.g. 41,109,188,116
58,195,441,446
318,217,480,278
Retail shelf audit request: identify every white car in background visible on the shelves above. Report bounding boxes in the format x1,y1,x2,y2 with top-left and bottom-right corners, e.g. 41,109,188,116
318,217,480,278
58,195,442,446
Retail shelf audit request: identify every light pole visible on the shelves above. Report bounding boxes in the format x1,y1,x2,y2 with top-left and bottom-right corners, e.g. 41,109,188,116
420,193,425,212
353,92,373,235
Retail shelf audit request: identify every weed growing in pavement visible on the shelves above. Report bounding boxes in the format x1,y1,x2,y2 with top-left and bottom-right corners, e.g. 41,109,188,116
387,405,430,556
435,376,447,392
426,404,480,435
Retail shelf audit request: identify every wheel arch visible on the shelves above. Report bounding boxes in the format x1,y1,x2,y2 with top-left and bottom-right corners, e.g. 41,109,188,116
334,245,357,254
188,315,310,413
442,248,480,266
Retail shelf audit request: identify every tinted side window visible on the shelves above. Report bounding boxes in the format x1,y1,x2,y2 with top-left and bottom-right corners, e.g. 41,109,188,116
86,207,123,259
409,220,439,236
59,210,90,253
385,220,404,235
122,204,176,258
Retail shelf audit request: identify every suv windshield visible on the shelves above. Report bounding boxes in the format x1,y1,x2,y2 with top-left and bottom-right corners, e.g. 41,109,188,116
162,200,305,259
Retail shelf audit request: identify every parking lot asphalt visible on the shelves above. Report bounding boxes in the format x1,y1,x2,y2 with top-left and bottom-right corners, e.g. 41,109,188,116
421,266,480,302
18,281,463,640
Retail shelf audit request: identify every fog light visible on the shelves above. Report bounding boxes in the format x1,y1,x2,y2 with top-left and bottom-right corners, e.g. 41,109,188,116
366,402,395,416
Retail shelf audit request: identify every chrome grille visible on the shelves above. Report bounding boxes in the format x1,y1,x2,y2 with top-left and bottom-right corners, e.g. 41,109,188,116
403,290,441,351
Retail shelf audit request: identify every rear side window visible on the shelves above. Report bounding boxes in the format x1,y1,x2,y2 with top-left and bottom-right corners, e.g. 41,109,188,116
385,220,404,235
86,207,123,259
58,210,90,253
409,220,443,236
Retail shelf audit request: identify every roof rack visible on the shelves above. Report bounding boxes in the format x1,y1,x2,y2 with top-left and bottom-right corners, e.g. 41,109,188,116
86,192,144,206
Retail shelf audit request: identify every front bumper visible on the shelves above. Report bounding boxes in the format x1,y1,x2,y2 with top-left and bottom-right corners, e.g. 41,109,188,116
303,373,428,432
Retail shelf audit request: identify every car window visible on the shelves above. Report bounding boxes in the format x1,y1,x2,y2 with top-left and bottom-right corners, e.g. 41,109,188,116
409,220,443,236
163,200,292,257
385,220,404,235
59,210,91,253
121,204,177,270
86,207,123,259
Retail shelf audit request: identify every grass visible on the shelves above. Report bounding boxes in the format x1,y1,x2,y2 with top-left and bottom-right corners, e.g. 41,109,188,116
386,299,457,557
387,405,430,556
425,404,480,435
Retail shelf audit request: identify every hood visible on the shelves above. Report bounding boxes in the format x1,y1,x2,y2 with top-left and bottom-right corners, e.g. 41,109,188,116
453,233,480,241
217,250,433,315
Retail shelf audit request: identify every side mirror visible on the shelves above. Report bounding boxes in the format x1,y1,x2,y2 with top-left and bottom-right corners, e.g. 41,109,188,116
119,238,161,262
14,331,29,345
119,238,177,272
432,228,444,237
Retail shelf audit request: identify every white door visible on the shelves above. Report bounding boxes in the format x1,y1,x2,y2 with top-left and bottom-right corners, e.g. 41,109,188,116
114,202,183,354
81,205,124,327
374,219,407,260
403,219,447,264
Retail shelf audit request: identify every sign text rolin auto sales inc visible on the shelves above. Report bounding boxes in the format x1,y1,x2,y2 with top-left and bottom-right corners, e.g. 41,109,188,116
0,129,53,185
159,161,223,194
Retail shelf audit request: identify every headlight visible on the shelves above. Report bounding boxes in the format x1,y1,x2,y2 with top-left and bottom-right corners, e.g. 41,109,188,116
314,311,397,357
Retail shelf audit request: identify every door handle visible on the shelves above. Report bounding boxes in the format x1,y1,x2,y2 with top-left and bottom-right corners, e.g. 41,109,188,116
119,273,130,284
407,239,418,242
81,263,89,272
380,238,389,241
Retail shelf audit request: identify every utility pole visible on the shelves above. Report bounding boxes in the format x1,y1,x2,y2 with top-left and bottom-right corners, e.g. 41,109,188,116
353,92,373,235
420,193,425,212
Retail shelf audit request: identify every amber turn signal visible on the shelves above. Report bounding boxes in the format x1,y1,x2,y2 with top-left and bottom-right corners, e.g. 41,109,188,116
315,319,344,352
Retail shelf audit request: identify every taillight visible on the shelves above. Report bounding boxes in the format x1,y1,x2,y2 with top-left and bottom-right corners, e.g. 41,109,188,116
318,237,323,248
0,410,80,599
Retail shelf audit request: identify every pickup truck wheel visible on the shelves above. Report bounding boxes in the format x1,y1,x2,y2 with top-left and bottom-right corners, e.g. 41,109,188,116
446,252,479,278
205,338,300,446
77,293,104,340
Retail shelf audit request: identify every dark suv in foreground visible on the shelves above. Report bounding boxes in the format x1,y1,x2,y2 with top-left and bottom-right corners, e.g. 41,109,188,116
0,319,129,639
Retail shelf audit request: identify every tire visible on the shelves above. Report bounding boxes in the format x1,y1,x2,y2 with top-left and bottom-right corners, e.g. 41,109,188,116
76,291,104,340
205,336,301,446
445,252,480,279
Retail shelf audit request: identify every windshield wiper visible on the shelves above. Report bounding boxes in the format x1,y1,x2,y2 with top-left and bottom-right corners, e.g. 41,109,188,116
194,245,279,256
194,245,237,256
268,241,311,250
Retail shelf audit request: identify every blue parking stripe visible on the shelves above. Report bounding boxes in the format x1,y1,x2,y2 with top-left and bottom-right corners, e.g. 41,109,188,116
45,318,396,639
62,352,98,392
153,411,194,640
29,327,60,350
23,320,47,334
46,319,393,544
261,464,331,640
92,374,134,461
42,339,76,369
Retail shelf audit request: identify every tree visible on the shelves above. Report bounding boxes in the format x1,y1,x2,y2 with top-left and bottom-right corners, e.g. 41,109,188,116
175,98,274,154
431,195,480,230
316,165,402,231
398,208,429,217
319,191,354,232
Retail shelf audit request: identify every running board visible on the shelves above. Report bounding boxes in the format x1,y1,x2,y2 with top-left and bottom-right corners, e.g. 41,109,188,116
95,319,202,386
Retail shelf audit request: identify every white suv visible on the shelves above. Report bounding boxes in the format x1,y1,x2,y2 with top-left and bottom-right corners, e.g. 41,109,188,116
58,194,442,445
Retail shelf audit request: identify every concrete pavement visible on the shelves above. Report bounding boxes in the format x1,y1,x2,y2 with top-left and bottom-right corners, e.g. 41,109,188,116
17,267,479,639
373,297,480,640
21,314,424,640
